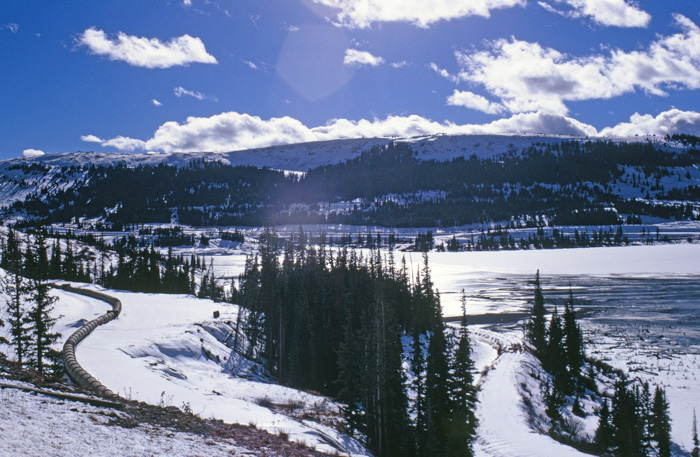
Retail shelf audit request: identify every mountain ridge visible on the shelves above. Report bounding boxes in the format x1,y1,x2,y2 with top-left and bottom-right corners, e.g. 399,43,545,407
2,133,682,173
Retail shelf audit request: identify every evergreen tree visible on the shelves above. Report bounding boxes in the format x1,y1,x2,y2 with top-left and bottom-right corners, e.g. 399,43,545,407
651,386,672,457
637,382,653,456
562,288,583,381
49,241,62,279
411,329,428,456
691,409,699,457
595,398,614,452
424,296,450,457
2,264,33,367
28,279,61,376
446,290,477,457
527,270,547,356
545,304,567,392
611,379,641,457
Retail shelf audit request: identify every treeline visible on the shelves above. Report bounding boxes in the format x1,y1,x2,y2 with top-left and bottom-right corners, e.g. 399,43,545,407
8,140,700,229
2,228,226,300
237,231,477,457
526,273,673,457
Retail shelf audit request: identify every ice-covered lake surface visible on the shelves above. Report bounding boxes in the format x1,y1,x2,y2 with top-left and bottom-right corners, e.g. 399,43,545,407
208,243,700,332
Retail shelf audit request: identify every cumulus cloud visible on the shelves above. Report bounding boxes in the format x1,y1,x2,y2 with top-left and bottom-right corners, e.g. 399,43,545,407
600,109,700,137
344,49,385,67
102,136,147,151
447,90,505,114
82,109,613,154
311,0,526,28
152,99,162,106
174,86,218,101
539,0,651,28
22,149,45,158
77,27,217,69
455,14,700,114
80,134,104,143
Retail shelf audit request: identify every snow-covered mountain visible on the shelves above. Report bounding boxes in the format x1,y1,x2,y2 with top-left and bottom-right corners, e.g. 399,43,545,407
2,133,679,173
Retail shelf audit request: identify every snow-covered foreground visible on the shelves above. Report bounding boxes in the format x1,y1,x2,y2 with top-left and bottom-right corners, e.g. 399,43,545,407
0,380,248,457
47,286,367,456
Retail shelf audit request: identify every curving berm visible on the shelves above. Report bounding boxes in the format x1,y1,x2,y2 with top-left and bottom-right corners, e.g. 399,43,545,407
54,284,122,399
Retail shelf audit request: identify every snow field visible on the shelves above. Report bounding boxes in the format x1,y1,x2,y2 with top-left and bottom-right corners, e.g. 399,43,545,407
0,380,248,457
53,285,368,456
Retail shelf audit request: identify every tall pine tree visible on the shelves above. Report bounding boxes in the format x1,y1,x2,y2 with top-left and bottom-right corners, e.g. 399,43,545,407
527,270,547,356
446,290,477,457
651,386,672,457
28,279,61,376
691,409,699,457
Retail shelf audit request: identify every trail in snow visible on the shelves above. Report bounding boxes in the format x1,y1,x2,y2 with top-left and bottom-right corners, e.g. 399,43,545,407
471,329,592,457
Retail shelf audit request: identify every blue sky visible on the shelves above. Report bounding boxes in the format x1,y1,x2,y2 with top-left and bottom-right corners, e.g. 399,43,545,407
1,0,699,160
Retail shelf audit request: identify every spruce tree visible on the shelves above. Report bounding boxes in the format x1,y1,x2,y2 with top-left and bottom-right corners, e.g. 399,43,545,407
545,304,567,391
527,270,547,356
411,329,428,456
595,398,614,452
562,288,583,380
637,382,653,456
651,386,672,457
28,279,61,376
612,379,640,457
2,264,33,366
424,296,450,457
446,290,477,457
691,409,699,457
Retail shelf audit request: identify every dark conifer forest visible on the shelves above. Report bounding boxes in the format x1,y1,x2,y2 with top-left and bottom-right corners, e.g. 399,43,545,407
6,139,699,229
235,232,477,457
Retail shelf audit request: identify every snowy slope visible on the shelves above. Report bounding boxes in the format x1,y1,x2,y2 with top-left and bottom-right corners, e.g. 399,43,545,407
49,284,368,456
0,380,250,457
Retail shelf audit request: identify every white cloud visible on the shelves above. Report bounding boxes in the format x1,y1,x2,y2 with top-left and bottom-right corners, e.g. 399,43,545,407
243,60,258,70
80,134,104,143
174,86,218,101
430,62,460,83
391,61,410,68
22,149,45,158
1,23,19,33
540,0,651,28
311,0,526,28
152,99,162,106
183,0,193,6
456,15,700,114
343,49,385,67
84,110,609,154
447,90,505,114
77,27,217,69
102,136,147,151
600,109,700,137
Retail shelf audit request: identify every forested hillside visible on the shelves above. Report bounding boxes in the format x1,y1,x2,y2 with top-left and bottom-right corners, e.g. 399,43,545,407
3,136,699,229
